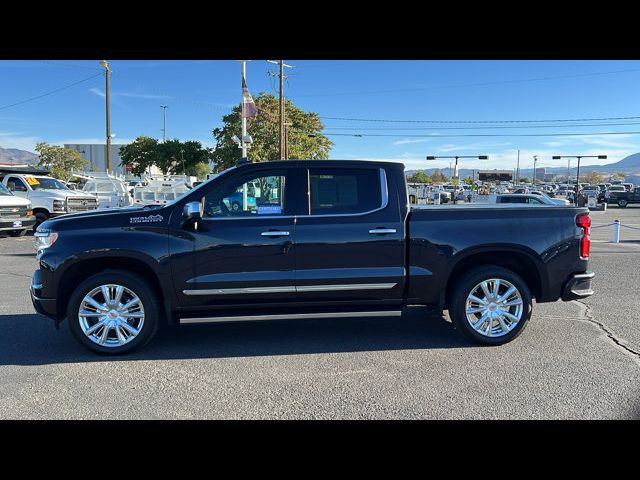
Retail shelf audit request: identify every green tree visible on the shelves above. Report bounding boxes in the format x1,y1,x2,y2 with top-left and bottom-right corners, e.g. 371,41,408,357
119,136,159,177
35,143,89,181
211,93,333,172
582,171,603,184
194,162,211,180
462,176,474,185
406,171,432,183
120,137,212,176
519,176,531,183
431,170,447,183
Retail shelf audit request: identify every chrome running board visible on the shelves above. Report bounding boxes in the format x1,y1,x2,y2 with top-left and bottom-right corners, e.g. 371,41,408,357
179,310,402,325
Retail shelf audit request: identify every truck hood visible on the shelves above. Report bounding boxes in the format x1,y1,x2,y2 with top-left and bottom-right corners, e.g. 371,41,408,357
39,205,170,231
0,195,31,207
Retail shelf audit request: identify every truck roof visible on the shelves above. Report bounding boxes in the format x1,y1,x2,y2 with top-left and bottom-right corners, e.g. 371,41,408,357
233,159,406,170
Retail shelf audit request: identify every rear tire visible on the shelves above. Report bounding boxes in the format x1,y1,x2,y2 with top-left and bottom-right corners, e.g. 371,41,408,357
448,266,532,345
67,271,160,354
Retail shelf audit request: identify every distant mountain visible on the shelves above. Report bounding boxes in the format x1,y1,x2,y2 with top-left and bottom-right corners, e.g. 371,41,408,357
0,147,39,165
611,152,640,169
406,152,640,180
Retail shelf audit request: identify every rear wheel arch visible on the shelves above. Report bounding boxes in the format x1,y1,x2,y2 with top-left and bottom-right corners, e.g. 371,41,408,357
444,248,543,306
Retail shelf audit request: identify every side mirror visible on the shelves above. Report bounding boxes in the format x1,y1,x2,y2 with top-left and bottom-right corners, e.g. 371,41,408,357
183,201,202,221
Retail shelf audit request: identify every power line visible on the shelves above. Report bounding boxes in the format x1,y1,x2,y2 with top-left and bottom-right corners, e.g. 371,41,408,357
319,115,640,124
320,131,640,138
0,73,103,111
321,121,640,130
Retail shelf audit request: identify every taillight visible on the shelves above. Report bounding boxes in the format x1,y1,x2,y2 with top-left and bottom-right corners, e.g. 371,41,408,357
577,213,591,258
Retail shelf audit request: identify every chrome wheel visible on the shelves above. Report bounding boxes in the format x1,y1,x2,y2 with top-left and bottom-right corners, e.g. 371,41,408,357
465,278,523,338
78,284,145,348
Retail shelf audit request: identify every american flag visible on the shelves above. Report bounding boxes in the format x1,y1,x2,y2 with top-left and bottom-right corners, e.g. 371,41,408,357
242,77,257,118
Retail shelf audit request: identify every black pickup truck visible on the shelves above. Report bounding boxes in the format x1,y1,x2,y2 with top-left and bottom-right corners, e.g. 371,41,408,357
607,186,640,207
31,160,594,354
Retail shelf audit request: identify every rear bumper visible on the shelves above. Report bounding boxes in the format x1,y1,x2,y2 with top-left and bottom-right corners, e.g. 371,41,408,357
561,271,595,301
30,270,58,319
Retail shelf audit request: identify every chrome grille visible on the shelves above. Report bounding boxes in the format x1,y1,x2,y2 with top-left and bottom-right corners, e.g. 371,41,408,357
0,206,27,218
66,197,99,213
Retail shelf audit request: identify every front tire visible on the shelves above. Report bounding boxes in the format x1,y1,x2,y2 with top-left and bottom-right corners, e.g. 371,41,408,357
8,229,27,237
67,271,160,354
618,199,628,208
33,212,49,231
448,266,532,345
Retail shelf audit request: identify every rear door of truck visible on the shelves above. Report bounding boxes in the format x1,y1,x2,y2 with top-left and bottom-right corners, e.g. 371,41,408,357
294,165,405,304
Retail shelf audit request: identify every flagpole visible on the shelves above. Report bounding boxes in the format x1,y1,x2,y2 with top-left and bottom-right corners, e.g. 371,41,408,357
241,61,248,160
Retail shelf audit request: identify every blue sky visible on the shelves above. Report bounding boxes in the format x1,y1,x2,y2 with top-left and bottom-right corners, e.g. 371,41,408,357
2,59,640,171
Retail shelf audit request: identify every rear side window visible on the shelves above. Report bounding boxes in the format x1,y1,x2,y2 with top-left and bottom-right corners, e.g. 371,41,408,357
308,168,382,215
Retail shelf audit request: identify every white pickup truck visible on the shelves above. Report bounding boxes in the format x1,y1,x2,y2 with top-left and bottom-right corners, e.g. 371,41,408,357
0,174,98,229
0,182,35,236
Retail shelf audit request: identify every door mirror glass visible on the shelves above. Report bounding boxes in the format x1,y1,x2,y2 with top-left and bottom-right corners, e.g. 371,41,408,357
183,201,202,220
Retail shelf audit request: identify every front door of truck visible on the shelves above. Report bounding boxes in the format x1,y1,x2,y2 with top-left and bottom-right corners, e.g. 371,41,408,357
170,167,301,312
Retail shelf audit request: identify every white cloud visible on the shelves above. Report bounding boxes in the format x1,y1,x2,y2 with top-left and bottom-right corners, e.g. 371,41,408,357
0,132,43,152
89,87,171,100
392,138,431,146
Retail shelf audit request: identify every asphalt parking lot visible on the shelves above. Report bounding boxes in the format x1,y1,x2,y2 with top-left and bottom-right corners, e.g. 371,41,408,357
1,206,639,419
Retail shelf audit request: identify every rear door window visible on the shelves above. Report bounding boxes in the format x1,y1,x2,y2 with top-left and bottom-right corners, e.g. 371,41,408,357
308,168,382,215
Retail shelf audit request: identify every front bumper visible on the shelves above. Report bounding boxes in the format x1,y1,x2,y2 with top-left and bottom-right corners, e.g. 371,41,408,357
0,215,36,231
30,270,58,319
561,271,595,301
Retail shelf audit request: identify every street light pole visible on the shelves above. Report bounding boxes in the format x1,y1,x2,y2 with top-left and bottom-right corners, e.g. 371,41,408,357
552,154,607,205
533,155,538,185
427,155,489,185
161,105,168,142
99,60,112,173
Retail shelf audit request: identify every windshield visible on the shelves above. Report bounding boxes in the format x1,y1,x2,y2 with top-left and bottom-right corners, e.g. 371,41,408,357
0,183,13,196
30,177,69,190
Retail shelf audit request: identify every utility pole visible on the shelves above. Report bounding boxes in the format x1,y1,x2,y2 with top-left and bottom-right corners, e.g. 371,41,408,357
279,60,285,160
99,60,112,173
533,155,538,185
516,149,520,186
161,105,168,142
241,61,248,159
267,60,293,160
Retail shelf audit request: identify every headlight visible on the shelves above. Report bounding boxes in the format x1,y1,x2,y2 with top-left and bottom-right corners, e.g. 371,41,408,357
53,200,65,212
34,230,58,251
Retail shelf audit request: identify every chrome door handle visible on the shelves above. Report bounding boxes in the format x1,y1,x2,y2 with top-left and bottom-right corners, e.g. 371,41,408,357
261,231,290,237
369,228,397,234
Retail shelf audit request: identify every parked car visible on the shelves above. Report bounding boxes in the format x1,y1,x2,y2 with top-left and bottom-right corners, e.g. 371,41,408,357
0,174,98,230
495,194,559,205
607,186,640,207
31,159,594,354
527,190,571,206
0,182,35,236
605,184,627,204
